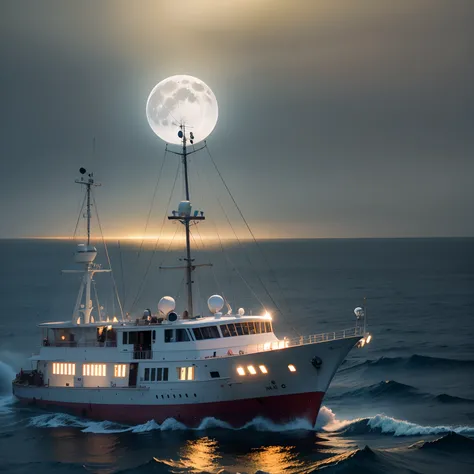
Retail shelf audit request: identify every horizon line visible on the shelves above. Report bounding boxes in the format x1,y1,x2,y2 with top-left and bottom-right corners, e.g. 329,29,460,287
1,235,473,241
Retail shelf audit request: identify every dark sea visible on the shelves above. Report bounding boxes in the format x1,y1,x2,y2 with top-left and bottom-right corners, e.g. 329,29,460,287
1,238,474,473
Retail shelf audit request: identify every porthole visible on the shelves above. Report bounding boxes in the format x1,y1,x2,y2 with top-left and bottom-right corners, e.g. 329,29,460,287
194,393,197,397
167,394,170,398
173,394,176,398
185,394,188,398
161,395,164,399
179,394,182,398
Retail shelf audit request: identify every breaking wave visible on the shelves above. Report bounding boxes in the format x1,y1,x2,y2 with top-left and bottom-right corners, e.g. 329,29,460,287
0,360,16,414
325,413,474,437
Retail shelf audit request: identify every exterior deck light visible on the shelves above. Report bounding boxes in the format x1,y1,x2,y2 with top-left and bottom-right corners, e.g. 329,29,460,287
237,367,245,376
288,364,296,372
247,365,257,375
259,365,268,374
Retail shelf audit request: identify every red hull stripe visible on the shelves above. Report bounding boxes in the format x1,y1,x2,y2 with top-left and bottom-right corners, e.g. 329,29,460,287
17,391,324,428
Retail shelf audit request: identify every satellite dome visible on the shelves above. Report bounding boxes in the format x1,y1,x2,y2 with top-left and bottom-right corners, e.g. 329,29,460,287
208,295,224,314
237,308,245,317
158,296,176,316
74,244,97,264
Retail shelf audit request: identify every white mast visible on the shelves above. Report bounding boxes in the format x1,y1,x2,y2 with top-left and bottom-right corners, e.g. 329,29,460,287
63,168,110,324
166,126,209,317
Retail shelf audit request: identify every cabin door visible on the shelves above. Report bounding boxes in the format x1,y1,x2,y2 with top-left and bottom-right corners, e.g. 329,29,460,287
128,363,138,387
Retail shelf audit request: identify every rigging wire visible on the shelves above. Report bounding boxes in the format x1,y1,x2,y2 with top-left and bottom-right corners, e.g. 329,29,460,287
205,143,298,333
192,153,235,304
195,153,267,310
91,190,124,321
135,145,168,259
72,193,87,240
118,240,126,306
129,160,181,314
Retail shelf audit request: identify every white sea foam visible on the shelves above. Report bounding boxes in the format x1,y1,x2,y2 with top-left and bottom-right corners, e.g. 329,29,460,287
27,406,474,437
28,412,317,434
0,360,18,414
366,414,474,437
0,361,16,395
323,412,474,437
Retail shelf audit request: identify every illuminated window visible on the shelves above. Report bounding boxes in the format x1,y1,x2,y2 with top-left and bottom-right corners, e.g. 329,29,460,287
236,367,245,376
177,366,195,380
259,365,268,374
83,364,107,376
52,362,75,375
247,365,257,375
288,364,296,372
114,364,127,378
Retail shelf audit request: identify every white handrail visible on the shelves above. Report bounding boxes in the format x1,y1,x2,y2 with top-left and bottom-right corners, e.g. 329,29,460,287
284,326,364,347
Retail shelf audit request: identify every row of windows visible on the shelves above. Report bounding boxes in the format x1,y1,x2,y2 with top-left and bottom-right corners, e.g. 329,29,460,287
236,364,296,376
144,367,169,382
83,364,107,376
221,321,272,337
122,321,273,345
52,363,75,375
51,363,127,377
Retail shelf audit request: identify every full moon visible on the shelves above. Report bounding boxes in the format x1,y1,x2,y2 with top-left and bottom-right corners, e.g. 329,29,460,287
146,75,218,145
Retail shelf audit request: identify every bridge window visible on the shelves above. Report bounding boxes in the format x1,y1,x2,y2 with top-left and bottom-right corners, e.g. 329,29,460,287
83,364,106,377
114,364,127,378
165,328,192,342
52,363,75,376
210,371,220,378
193,326,220,340
176,328,190,342
228,324,237,336
177,366,195,381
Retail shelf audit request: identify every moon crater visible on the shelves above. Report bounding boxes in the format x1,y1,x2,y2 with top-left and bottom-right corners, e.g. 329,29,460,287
146,75,218,145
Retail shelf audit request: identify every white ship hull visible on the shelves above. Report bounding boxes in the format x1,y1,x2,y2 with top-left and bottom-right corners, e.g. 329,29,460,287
13,336,359,427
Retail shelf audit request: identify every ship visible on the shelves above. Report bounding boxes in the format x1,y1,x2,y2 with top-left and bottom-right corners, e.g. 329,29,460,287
12,77,371,428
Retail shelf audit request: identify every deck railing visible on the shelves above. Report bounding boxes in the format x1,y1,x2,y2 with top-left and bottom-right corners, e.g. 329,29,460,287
43,341,117,348
284,326,364,347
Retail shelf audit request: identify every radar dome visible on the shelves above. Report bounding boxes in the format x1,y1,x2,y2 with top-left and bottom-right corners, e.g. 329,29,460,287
354,307,365,318
75,244,97,264
237,308,245,316
158,296,176,316
208,295,224,314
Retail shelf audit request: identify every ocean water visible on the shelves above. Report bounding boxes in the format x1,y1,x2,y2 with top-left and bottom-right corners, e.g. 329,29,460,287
1,238,473,473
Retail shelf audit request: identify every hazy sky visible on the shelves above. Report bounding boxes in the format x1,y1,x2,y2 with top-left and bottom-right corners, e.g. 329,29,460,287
1,0,473,238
